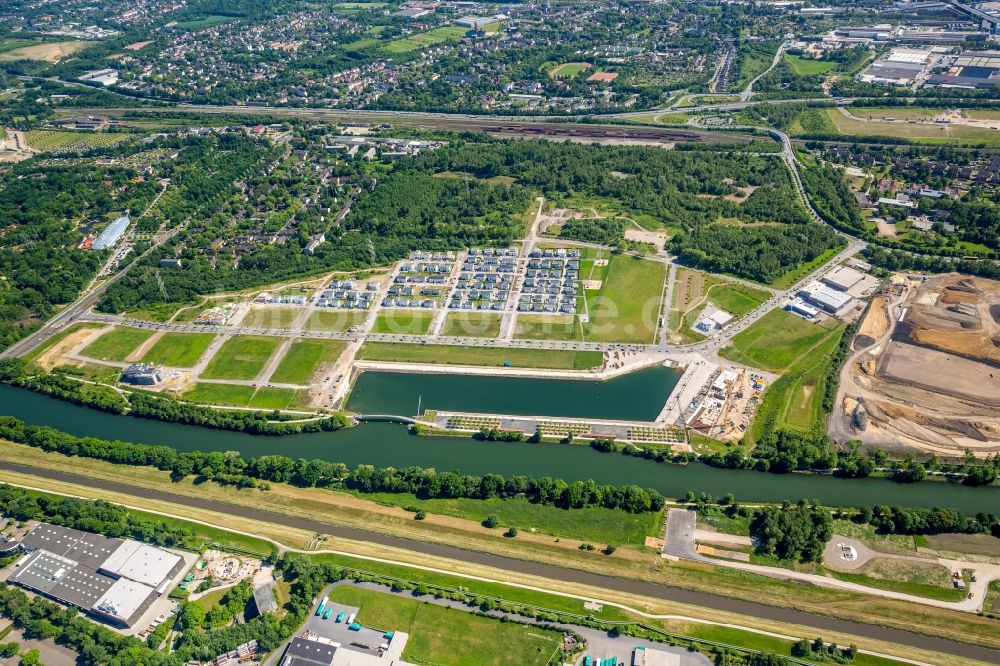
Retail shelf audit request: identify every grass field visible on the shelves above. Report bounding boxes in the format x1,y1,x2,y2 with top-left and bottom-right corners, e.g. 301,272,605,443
25,131,131,152
357,343,603,370
513,314,582,341
201,336,280,381
182,383,302,410
585,254,664,344
372,310,434,335
826,108,1000,147
830,564,964,603
361,492,658,545
784,54,837,76
709,283,771,317
440,312,502,338
720,308,840,372
305,310,369,332
769,246,841,290
327,587,562,666
548,62,593,79
383,26,468,53
80,327,155,362
172,15,237,30
140,333,215,367
269,340,346,385
241,306,301,329
0,40,92,62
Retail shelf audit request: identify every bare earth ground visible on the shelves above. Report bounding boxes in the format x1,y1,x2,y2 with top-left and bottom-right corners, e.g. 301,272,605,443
0,41,92,62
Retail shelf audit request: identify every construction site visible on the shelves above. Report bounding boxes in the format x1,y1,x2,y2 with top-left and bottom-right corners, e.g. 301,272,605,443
833,273,1000,458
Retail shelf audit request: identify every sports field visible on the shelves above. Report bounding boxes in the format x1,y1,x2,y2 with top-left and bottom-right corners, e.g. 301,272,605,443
269,340,346,385
81,327,155,362
357,342,602,370
383,26,468,53
440,312,502,338
372,310,434,335
140,333,215,367
547,62,593,79
585,254,664,344
326,587,562,666
201,336,280,380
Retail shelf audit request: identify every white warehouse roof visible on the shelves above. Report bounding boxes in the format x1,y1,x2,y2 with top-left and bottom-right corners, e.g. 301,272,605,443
92,577,155,624
802,283,853,312
100,540,182,588
822,265,866,291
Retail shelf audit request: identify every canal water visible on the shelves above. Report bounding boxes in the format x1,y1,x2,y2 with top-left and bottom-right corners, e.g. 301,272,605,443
1,384,998,513
346,367,681,420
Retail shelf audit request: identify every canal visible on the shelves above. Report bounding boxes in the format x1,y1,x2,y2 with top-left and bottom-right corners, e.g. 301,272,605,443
346,366,681,420
1,384,998,513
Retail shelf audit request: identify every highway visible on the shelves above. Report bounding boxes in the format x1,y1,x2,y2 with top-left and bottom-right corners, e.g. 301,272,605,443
0,459,997,664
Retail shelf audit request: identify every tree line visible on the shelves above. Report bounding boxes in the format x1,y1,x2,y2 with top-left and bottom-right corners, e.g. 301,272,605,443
0,417,665,514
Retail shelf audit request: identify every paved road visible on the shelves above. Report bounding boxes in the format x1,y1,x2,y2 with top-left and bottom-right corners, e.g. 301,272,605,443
0,461,996,664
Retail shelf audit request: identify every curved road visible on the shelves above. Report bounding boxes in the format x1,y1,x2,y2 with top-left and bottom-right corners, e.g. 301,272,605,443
0,461,996,663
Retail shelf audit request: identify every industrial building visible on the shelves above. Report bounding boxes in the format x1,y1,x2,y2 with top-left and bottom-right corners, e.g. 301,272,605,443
120,363,163,386
280,634,415,666
7,524,186,627
927,50,1000,88
800,282,854,314
92,215,130,250
78,69,119,86
857,47,936,86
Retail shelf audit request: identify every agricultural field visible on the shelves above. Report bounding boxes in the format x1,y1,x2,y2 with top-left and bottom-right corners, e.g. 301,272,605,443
80,327,155,362
783,54,837,76
440,312,502,338
547,62,593,79
513,314,582,341
305,310,369,332
584,254,665,344
382,26,468,53
200,335,281,380
326,587,563,666
241,306,301,329
140,333,215,367
0,40,92,62
357,343,603,370
372,310,434,335
269,339,346,385
24,131,131,152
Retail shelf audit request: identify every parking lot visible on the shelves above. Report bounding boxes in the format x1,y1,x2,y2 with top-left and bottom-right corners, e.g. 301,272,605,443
301,591,407,661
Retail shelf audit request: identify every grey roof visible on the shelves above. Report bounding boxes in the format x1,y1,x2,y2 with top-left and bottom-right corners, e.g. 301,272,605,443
282,638,338,666
254,583,278,614
21,524,124,570
9,550,116,609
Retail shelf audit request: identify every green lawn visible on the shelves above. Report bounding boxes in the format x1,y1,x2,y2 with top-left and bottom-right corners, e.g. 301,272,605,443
784,54,837,76
709,284,771,317
719,308,840,372
769,246,841,290
513,314,582,341
360,493,658,545
357,343,602,370
269,340,346,385
440,312,502,338
829,570,964,602
201,336,280,380
825,108,1000,147
241,307,301,329
585,254,664,344
327,587,562,666
548,62,593,79
382,26,468,53
140,333,216,367
79,327,154,362
182,383,302,410
372,310,434,335
305,310,369,332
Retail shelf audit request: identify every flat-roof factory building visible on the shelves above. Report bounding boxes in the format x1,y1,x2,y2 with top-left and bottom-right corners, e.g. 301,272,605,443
7,523,186,627
800,282,854,314
92,215,130,250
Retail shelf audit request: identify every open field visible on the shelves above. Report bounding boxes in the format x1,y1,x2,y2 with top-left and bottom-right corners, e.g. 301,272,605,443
709,284,771,317
80,327,154,362
0,40,91,62
306,310,369,332
769,247,841,290
241,306,300,329
200,335,280,380
24,130,131,152
784,54,837,75
514,314,582,341
269,339,346,385
181,383,302,410
140,332,215,367
585,254,664,344
440,312,502,338
383,26,468,53
372,310,434,335
720,308,841,372
548,62,593,79
357,342,603,370
827,108,1000,146
21,323,103,368
830,557,964,603
328,587,562,666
